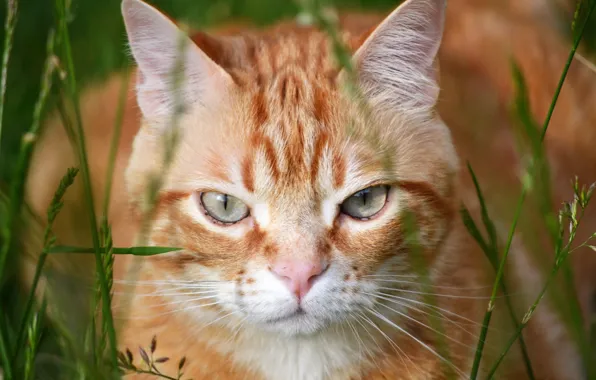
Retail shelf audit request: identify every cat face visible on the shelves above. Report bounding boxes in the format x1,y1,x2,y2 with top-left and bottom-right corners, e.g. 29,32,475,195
122,0,458,336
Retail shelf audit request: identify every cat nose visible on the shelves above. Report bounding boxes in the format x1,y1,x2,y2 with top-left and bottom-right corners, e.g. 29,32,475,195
271,258,329,301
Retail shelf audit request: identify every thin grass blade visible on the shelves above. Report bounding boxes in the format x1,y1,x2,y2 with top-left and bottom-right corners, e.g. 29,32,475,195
46,246,183,256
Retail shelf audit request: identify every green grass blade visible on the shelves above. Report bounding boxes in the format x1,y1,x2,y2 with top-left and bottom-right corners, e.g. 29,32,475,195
487,260,563,378
460,205,492,265
97,223,115,365
54,0,119,371
12,168,78,362
89,66,129,373
0,29,56,286
46,246,183,256
0,320,12,379
23,299,46,380
466,163,498,260
101,68,130,221
0,0,19,160
479,1,596,376
511,62,557,238
540,0,595,142
488,185,595,377
465,164,535,380
468,184,527,379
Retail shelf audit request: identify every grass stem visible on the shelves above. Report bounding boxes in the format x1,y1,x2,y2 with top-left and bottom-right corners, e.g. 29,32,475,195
0,321,11,379
0,0,19,160
469,2,595,377
0,29,55,287
54,0,119,370
468,189,527,379
102,68,130,221
12,168,78,363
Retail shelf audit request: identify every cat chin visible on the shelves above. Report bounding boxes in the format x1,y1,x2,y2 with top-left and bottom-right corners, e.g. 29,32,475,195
253,312,331,337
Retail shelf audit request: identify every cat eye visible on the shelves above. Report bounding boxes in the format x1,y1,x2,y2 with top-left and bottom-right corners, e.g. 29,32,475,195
340,185,389,220
200,192,249,224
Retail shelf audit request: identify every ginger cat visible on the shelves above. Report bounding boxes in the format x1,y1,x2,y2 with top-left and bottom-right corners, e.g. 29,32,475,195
23,0,596,378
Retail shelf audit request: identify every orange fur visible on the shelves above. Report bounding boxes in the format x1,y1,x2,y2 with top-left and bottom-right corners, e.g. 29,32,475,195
22,0,596,379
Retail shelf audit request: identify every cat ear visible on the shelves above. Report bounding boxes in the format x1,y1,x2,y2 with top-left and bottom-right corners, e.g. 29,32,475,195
122,0,233,121
347,0,446,118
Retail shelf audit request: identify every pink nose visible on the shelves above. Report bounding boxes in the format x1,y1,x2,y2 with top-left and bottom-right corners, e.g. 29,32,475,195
271,259,329,300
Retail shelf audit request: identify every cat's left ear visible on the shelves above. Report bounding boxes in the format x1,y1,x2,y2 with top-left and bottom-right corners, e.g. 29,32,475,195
122,0,234,122
346,0,446,118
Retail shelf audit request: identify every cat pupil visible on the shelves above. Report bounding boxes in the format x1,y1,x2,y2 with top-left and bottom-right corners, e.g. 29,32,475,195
360,190,369,206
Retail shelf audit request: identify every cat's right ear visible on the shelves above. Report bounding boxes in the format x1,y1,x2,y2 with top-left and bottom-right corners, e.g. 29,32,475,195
122,0,233,122
345,0,446,120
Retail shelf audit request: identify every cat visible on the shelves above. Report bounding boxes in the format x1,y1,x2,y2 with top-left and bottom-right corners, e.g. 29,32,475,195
22,0,596,378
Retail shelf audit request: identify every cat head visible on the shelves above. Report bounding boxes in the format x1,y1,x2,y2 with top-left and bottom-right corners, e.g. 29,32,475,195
122,0,458,336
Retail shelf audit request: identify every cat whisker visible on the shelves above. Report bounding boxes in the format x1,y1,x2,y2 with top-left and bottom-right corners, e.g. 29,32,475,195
194,310,243,334
356,312,418,377
112,289,219,298
214,315,248,349
112,279,223,286
364,291,486,351
116,300,225,319
345,318,367,360
171,309,247,349
112,285,219,296
375,286,495,300
351,312,389,375
363,274,419,279
112,298,219,315
227,314,249,344
364,307,468,379
373,291,491,330
368,279,491,291
371,291,479,332
116,294,221,310
112,282,223,295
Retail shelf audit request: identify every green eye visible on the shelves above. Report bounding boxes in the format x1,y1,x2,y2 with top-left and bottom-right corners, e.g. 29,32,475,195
200,192,249,224
340,185,389,220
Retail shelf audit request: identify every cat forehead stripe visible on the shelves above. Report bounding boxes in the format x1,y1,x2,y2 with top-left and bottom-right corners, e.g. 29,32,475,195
241,128,347,192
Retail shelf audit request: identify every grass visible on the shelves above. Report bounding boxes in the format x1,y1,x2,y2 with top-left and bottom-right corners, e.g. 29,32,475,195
0,0,18,162
54,0,119,368
465,2,596,378
0,0,596,378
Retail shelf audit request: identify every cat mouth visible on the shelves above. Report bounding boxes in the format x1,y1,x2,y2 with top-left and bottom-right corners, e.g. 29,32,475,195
264,307,307,324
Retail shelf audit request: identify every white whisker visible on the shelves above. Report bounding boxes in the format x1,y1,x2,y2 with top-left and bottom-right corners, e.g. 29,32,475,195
112,290,219,298
366,308,468,379
113,279,222,286
369,279,490,291
118,300,225,319
352,312,384,372
364,274,419,279
346,319,367,360
195,310,241,333
364,292,484,351
376,286,494,299
373,291,489,329
357,312,417,377
227,314,248,344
